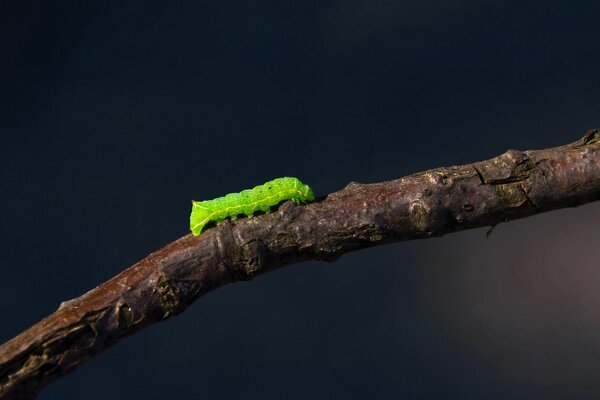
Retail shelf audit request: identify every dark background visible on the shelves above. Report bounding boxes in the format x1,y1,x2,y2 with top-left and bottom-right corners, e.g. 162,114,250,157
2,1,600,399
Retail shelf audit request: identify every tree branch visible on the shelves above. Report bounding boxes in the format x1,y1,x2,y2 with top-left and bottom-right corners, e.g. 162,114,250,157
1,130,599,399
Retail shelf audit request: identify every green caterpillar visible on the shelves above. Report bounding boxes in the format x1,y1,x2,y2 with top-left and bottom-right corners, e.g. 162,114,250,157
190,177,315,236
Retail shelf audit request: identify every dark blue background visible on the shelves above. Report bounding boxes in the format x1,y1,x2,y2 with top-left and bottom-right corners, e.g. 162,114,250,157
2,1,600,399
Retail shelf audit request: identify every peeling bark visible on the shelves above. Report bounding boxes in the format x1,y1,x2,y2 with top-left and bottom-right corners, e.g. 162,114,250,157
1,130,599,399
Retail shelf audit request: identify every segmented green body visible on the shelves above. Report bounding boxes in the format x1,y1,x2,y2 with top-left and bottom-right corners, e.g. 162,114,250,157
190,177,314,236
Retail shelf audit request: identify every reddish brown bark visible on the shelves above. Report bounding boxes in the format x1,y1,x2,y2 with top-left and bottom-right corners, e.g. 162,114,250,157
1,130,599,399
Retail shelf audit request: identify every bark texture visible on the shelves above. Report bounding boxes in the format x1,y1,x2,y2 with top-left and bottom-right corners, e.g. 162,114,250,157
1,130,599,399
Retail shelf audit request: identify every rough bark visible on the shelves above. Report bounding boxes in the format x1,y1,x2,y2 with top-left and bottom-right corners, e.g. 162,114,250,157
1,130,599,399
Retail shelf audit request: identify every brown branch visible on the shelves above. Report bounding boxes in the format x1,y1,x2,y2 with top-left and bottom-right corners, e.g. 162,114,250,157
1,130,600,399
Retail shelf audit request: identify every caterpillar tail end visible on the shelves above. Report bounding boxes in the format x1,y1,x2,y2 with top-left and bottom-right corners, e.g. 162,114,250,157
190,201,210,236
